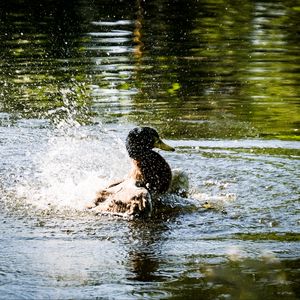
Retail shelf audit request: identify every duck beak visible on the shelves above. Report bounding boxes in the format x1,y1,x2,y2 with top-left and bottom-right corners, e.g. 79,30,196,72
154,138,175,151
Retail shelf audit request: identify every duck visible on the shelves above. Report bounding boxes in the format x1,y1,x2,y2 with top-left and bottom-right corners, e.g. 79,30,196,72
88,127,175,217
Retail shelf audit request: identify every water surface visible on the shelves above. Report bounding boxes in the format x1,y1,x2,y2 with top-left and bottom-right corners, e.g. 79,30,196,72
0,0,299,299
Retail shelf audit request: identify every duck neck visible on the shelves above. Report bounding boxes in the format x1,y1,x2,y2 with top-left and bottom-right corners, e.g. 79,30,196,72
127,147,153,160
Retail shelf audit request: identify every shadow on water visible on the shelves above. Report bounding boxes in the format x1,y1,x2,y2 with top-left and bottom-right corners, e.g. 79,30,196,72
125,219,170,282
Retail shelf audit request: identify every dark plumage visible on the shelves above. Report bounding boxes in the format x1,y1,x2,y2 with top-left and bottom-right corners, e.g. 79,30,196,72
88,127,175,217
126,127,174,195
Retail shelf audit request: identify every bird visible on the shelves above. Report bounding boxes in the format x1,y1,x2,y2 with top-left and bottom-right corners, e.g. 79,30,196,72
88,127,175,218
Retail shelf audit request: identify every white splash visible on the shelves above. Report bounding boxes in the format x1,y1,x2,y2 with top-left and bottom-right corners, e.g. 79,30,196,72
16,124,130,211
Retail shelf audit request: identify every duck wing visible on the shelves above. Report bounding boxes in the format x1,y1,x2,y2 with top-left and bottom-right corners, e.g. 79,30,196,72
89,179,152,218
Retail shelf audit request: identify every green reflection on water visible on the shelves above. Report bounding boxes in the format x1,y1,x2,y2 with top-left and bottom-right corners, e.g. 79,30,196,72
0,2,300,299
134,256,299,300
1,0,299,140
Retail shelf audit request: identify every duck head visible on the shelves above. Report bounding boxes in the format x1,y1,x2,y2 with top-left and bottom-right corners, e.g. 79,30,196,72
126,127,175,159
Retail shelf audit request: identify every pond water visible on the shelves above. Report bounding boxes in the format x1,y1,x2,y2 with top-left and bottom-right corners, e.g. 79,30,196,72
0,0,299,299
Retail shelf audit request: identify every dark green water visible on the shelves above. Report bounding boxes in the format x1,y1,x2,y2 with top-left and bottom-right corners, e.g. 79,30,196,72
0,0,299,299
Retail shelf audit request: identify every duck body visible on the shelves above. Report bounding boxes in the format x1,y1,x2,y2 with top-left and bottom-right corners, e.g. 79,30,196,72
130,151,172,195
89,127,175,217
126,127,173,195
